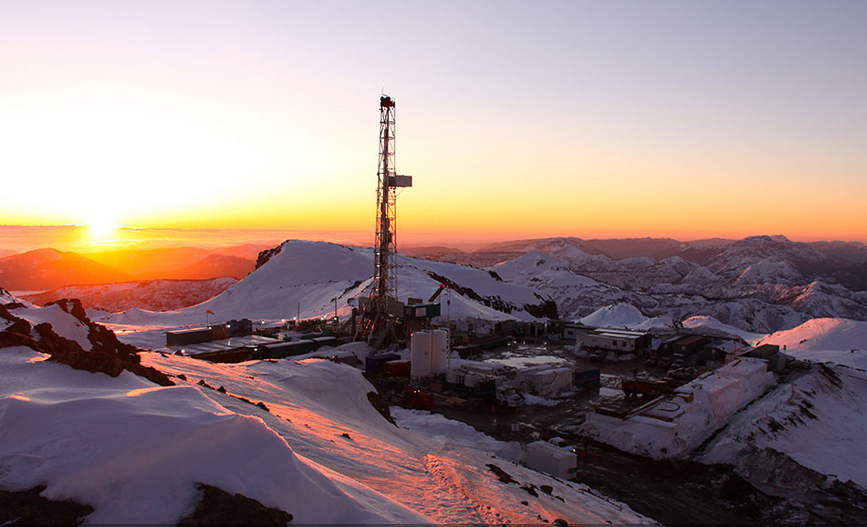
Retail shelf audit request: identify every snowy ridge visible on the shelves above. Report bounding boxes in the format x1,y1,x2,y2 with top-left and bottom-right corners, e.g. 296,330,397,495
492,236,867,334
9,303,93,350
759,317,867,351
94,240,557,334
702,364,867,489
579,303,647,328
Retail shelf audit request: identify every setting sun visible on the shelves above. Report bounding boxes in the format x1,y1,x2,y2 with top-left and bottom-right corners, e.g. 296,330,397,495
86,212,119,241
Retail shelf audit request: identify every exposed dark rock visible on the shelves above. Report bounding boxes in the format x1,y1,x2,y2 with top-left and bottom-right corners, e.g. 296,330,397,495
0,298,173,387
428,271,556,318
521,484,539,497
486,463,517,485
367,390,397,426
255,243,286,271
0,305,33,337
0,485,93,526
45,298,88,322
178,483,292,525
524,297,559,320
540,484,553,495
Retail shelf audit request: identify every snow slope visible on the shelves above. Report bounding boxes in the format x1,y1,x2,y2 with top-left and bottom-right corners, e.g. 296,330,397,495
579,303,647,328
0,347,427,524
759,318,867,351
702,364,867,489
0,295,651,524
93,240,556,338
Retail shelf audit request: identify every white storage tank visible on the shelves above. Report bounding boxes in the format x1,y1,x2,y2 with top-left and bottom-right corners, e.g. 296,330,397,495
431,329,449,375
411,331,431,379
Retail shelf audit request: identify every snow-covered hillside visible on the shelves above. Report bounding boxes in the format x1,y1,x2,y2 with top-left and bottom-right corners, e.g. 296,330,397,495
22,277,237,313
93,240,556,336
0,292,650,525
492,236,867,334
759,318,867,352
702,363,867,491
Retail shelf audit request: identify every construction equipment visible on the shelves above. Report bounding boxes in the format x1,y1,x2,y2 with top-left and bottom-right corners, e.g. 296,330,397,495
428,284,448,303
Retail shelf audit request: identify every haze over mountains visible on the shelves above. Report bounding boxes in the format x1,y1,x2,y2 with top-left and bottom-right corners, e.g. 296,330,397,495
3,235,867,337
0,245,263,290
0,244,266,311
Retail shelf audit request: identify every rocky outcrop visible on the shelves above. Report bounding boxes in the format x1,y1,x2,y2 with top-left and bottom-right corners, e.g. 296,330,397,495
0,485,93,526
255,243,286,270
0,298,173,387
178,483,293,525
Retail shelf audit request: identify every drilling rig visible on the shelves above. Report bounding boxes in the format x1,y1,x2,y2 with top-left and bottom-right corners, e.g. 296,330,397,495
357,95,412,347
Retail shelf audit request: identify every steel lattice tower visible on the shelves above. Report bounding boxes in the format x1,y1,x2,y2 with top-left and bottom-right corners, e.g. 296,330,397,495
358,94,411,345
373,95,398,302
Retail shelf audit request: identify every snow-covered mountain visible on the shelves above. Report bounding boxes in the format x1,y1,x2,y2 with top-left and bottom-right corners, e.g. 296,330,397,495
0,289,649,524
94,240,557,334
701,362,867,492
21,277,237,313
0,248,131,291
492,236,867,333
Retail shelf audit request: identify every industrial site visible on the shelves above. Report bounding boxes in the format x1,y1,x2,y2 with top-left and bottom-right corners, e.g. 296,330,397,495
78,95,862,524
3,1,866,524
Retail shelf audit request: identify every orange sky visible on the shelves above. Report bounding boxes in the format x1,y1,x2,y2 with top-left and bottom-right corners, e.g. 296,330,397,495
1,1,866,247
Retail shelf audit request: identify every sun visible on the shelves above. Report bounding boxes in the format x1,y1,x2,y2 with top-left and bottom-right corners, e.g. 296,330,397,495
86,212,120,241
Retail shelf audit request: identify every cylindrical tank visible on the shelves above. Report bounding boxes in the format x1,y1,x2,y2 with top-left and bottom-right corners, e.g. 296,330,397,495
431,329,449,375
410,331,431,379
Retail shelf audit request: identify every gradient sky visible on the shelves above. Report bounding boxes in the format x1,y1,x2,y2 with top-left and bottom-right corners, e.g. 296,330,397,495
1,0,866,247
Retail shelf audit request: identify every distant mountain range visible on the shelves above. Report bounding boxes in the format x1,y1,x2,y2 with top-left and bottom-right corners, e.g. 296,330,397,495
0,245,264,292
489,236,867,333
21,277,238,313
6,236,867,335
0,248,132,291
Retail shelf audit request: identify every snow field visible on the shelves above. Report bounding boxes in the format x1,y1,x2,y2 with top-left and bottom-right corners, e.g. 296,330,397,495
0,347,424,524
701,364,867,489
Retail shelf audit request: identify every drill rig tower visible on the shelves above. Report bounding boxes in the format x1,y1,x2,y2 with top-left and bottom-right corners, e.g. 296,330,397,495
359,95,412,346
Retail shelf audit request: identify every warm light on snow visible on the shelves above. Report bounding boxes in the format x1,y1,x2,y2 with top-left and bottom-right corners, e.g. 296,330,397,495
125,386,163,398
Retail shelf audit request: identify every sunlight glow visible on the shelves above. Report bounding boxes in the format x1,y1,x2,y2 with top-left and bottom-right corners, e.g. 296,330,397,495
86,212,120,241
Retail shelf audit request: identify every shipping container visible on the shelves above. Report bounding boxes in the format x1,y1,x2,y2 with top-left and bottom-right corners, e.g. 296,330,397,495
383,360,411,377
311,336,338,349
365,353,402,374
166,327,213,347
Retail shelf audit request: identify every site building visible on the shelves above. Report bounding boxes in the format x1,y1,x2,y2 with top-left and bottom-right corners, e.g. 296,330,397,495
560,323,652,352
